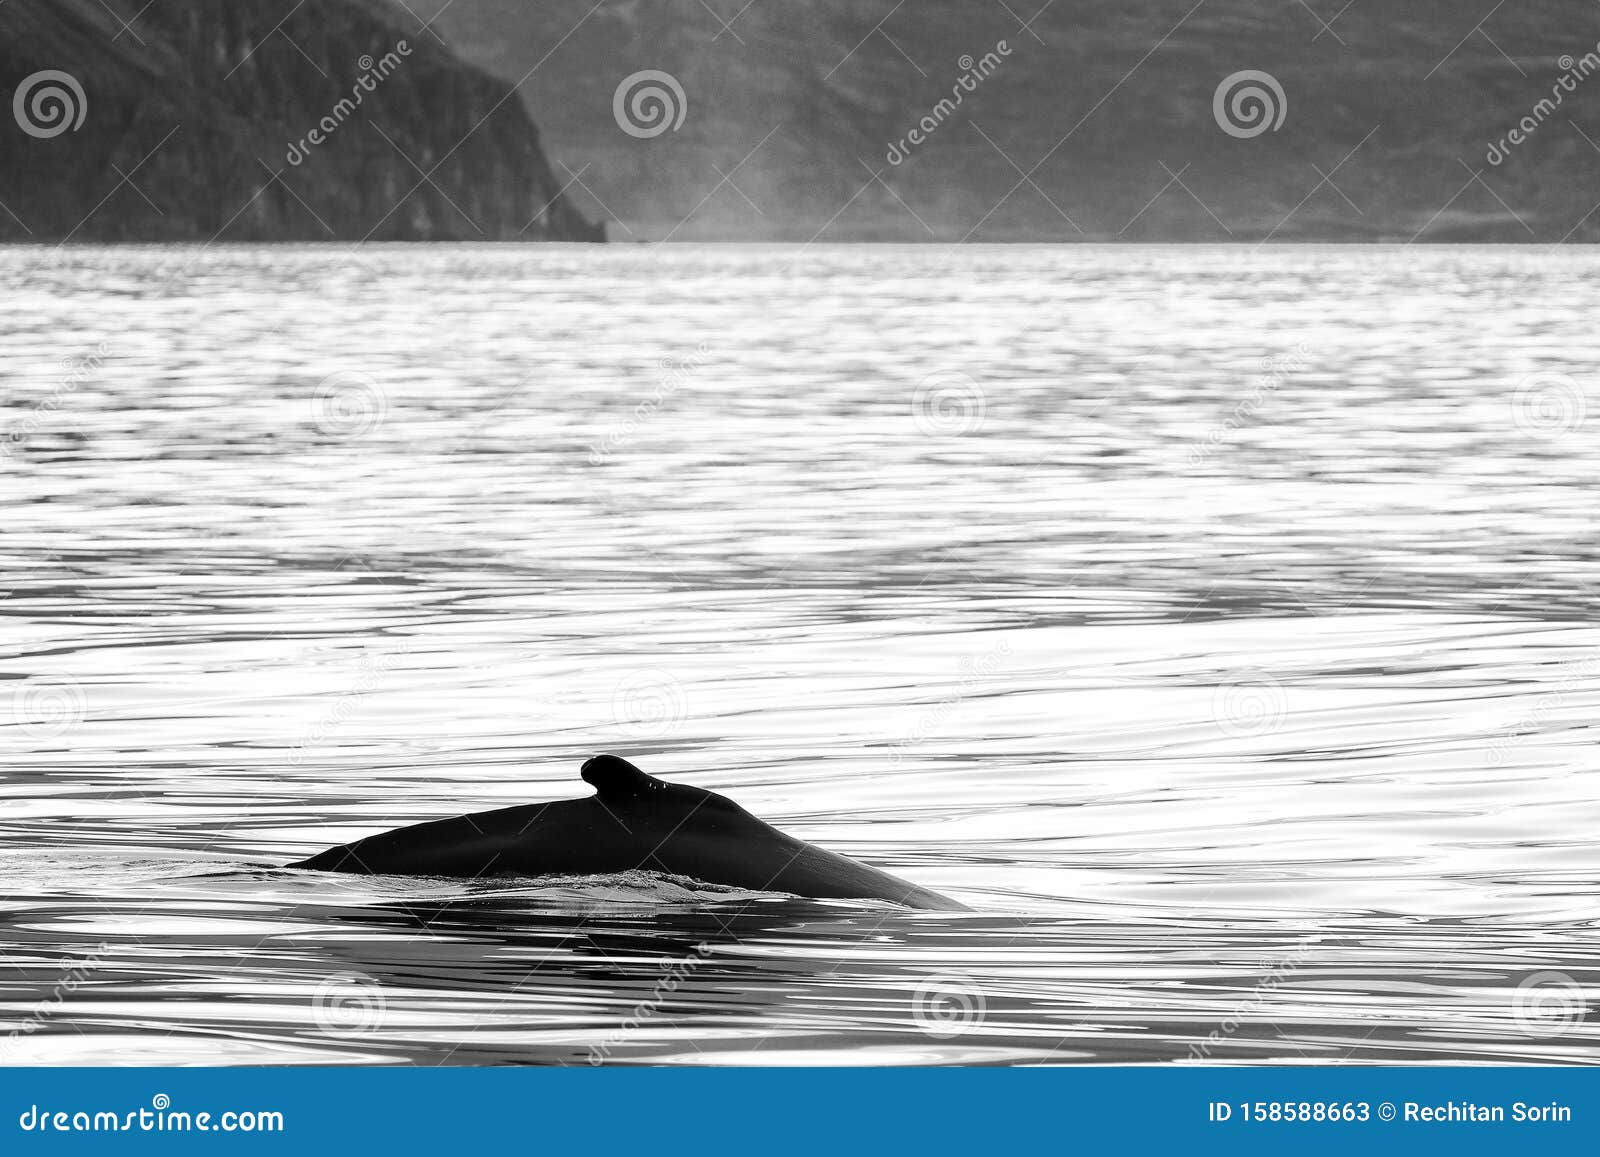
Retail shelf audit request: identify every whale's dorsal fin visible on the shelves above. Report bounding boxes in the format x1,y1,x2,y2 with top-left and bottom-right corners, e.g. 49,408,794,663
581,754,662,799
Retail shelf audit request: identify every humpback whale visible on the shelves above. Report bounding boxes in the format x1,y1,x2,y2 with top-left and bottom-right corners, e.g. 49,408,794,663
287,754,964,911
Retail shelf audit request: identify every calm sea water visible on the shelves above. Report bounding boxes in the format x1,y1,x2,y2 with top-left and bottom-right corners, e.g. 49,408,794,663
2,244,1599,1065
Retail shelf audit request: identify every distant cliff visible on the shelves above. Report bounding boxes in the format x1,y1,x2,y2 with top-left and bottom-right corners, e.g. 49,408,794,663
0,0,603,242
408,0,1600,242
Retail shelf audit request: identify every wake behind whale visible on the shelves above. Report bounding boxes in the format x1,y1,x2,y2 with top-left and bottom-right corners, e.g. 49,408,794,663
288,755,965,911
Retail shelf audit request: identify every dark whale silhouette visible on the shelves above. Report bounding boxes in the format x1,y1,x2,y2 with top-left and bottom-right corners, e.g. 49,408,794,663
287,755,964,911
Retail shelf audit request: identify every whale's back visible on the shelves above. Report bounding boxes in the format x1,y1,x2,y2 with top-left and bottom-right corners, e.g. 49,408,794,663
285,796,621,876
286,758,966,910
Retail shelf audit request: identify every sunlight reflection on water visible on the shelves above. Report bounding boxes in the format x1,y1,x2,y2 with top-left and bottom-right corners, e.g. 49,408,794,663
2,244,1598,1064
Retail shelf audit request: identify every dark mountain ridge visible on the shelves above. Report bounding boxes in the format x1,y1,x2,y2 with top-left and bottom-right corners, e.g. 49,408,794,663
405,0,1600,242
0,0,601,241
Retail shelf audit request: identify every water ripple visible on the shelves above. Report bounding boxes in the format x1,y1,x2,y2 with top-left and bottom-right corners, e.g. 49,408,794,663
3,245,1599,1064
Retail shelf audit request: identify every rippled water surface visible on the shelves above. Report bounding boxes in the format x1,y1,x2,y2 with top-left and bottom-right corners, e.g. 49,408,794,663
3,244,1599,1065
